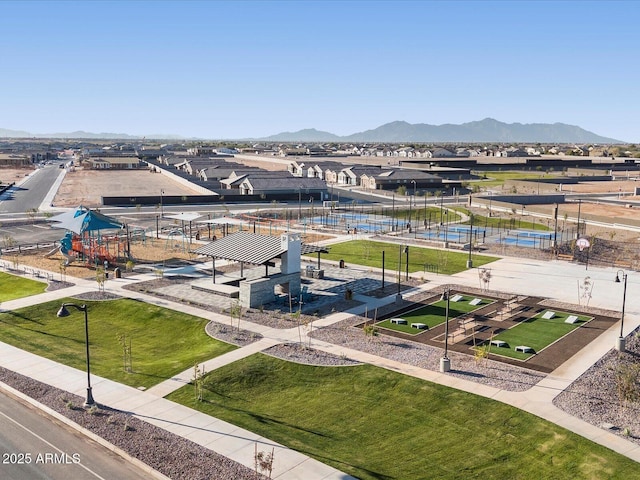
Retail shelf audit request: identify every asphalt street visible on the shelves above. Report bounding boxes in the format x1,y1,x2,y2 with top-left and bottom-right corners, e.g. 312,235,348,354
0,391,152,480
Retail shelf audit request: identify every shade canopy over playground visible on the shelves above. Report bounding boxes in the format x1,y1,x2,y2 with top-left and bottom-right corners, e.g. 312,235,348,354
49,207,123,234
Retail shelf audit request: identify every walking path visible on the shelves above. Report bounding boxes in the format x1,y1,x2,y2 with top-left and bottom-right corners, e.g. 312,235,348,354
1,249,639,478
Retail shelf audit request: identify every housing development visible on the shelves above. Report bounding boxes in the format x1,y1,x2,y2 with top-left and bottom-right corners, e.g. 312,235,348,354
1,137,640,480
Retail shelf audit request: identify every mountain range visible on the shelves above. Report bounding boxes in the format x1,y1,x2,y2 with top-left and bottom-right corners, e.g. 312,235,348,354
261,119,623,144
0,118,624,143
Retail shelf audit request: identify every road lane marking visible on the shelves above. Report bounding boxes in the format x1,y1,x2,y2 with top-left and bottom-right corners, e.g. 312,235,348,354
0,409,109,480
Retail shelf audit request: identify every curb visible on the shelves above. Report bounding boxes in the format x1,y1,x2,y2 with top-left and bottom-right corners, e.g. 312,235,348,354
0,381,171,480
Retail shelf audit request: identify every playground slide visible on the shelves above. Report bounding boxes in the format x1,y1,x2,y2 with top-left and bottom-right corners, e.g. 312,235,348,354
44,245,75,266
61,249,75,266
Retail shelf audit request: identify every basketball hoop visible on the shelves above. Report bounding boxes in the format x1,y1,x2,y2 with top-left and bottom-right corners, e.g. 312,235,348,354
576,237,590,252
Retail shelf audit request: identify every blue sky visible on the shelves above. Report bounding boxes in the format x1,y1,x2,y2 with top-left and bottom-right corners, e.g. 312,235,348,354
1,0,638,141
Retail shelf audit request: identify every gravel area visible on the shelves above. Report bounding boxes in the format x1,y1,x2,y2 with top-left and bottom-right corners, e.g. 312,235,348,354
553,331,640,445
205,321,263,347
46,280,75,291
263,343,361,366
0,367,266,480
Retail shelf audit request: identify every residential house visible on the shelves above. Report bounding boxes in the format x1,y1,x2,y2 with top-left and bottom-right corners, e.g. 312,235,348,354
239,175,327,196
86,156,142,169
360,169,443,191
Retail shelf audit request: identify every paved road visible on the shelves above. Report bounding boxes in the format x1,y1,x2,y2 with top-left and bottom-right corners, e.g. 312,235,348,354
0,165,62,215
0,390,152,480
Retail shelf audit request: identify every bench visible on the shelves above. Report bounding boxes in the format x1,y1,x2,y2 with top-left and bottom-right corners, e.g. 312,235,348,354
390,318,408,325
411,323,428,330
613,261,633,270
557,254,574,261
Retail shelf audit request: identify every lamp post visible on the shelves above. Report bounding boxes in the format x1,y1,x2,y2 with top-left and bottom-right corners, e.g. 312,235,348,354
404,245,409,280
615,270,628,352
298,187,302,222
440,288,451,372
56,303,95,406
160,189,165,218
467,213,473,268
396,244,403,301
411,180,416,206
576,199,582,239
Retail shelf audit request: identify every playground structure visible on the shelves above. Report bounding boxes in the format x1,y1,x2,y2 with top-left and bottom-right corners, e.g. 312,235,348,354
47,206,127,267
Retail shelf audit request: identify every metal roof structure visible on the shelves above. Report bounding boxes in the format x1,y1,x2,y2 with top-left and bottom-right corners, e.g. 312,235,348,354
194,232,285,265
164,212,203,222
193,232,328,265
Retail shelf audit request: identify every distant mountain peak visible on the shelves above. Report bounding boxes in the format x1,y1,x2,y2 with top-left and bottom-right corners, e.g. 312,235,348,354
261,119,623,143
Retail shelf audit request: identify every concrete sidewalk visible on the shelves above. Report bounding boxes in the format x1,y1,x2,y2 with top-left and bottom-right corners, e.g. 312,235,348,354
0,341,354,480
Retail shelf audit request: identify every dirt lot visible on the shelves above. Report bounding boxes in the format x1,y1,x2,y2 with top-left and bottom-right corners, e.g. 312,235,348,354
53,168,202,208
0,166,37,184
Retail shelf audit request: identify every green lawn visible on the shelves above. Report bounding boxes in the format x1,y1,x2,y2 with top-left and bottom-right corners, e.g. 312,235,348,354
378,295,494,334
167,355,638,480
316,240,498,275
0,298,236,388
474,171,559,188
0,271,48,301
488,310,592,360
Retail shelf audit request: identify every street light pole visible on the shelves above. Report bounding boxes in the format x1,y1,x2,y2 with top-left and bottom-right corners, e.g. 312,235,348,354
298,187,302,222
467,214,473,268
396,244,403,301
615,270,628,352
440,288,451,372
576,199,582,239
411,180,416,206
160,189,165,218
56,303,95,406
405,245,409,280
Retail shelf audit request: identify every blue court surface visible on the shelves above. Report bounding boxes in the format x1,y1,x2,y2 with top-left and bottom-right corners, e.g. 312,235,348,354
500,237,538,248
509,230,553,239
421,231,470,243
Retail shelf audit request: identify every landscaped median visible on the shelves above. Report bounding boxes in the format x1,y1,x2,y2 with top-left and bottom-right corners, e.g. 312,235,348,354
311,240,498,275
167,354,639,480
0,297,236,388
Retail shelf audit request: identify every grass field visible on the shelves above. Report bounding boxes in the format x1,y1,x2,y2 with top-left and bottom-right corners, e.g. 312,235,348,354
315,240,497,275
167,355,638,480
377,295,493,334
487,310,592,360
0,298,236,388
0,271,48,301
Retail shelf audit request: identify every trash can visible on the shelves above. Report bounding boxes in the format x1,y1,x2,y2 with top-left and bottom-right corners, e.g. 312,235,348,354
114,267,121,279
339,259,345,268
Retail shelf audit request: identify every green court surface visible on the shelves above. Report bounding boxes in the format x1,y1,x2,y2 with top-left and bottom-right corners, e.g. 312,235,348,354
484,310,592,360
377,295,494,334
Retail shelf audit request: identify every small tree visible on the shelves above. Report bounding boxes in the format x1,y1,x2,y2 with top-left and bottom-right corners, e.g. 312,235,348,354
254,444,275,479
192,363,206,402
96,267,106,292
363,323,378,341
229,300,242,331
117,333,132,373
615,363,640,406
